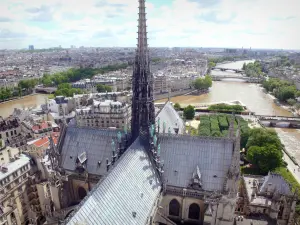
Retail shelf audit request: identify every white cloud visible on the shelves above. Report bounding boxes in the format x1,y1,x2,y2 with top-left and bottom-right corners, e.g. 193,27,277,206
0,0,299,49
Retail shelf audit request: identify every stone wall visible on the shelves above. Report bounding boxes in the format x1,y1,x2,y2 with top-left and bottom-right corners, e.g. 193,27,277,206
154,89,194,101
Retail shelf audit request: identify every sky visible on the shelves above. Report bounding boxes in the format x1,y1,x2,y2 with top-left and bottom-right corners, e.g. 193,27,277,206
0,0,300,50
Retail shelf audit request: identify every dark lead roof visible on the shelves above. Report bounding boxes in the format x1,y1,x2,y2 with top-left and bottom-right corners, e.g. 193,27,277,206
65,138,161,225
159,135,234,191
59,126,120,175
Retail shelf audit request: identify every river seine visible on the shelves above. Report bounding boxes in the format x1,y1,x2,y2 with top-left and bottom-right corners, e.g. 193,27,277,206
0,61,299,163
0,94,47,118
157,60,300,163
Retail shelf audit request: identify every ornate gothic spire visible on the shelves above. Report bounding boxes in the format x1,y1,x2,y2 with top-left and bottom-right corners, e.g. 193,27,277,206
131,0,155,144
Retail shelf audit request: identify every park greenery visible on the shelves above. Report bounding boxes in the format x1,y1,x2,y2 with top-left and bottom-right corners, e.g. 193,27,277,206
96,84,113,93
1,63,128,102
174,103,181,111
262,77,300,103
18,79,39,91
207,103,244,112
183,105,195,120
54,83,83,97
197,115,283,174
197,115,250,146
0,87,16,101
242,61,264,77
246,128,283,174
41,63,128,87
192,75,212,92
0,78,41,102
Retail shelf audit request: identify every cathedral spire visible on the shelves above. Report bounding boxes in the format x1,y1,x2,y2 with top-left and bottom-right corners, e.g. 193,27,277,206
131,0,155,144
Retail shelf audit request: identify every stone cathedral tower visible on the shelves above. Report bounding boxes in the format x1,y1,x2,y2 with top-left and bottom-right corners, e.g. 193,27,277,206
131,0,156,144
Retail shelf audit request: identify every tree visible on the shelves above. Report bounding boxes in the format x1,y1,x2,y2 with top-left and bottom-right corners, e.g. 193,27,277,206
247,144,283,174
242,63,246,70
240,131,249,149
183,105,195,120
246,128,283,151
208,61,216,69
96,84,112,93
17,86,22,97
58,83,71,90
193,75,212,92
276,86,296,102
174,103,181,111
287,98,296,106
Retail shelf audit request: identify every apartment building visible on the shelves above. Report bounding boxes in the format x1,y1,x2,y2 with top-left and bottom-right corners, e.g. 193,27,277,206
0,117,27,149
75,99,131,129
26,133,59,162
47,96,76,124
0,117,21,143
21,119,58,139
154,74,168,94
0,142,31,225
168,76,193,91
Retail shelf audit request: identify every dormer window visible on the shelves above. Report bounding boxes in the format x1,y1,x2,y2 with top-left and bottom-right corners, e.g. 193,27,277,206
191,166,202,189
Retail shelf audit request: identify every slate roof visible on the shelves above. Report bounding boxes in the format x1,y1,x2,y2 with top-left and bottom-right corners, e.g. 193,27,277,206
156,102,185,134
159,135,234,191
65,138,161,225
259,172,292,196
59,126,120,175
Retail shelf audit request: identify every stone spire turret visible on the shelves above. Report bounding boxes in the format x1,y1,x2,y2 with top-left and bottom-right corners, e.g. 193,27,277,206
131,0,155,144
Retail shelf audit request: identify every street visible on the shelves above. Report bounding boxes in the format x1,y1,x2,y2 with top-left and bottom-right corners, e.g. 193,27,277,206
283,151,300,184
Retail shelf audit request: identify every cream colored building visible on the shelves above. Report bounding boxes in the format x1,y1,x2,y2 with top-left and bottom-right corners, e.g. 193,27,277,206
154,74,168,94
75,99,131,129
0,142,31,225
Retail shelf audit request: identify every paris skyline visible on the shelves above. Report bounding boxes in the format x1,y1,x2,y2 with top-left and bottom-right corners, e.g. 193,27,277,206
0,0,299,50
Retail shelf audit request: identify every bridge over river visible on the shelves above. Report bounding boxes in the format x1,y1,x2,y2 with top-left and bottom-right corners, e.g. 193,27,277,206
35,87,57,94
257,115,300,129
211,67,244,73
211,75,263,83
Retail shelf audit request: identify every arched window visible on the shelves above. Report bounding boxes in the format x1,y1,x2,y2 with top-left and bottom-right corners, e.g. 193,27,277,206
188,203,200,220
169,199,180,216
78,186,87,200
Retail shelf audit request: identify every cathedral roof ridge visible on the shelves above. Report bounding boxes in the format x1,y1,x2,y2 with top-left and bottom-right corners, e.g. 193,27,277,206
159,133,235,142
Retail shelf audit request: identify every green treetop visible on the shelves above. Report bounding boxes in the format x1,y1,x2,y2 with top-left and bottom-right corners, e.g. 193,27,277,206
193,75,212,92
183,105,195,120
96,84,112,93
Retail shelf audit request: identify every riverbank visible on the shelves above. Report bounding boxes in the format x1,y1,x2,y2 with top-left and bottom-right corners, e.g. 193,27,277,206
0,94,47,118
0,93,38,105
154,89,196,101
264,89,298,116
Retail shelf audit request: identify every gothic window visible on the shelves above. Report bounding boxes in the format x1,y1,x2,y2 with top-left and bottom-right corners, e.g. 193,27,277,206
169,199,180,216
188,203,200,220
78,186,87,200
